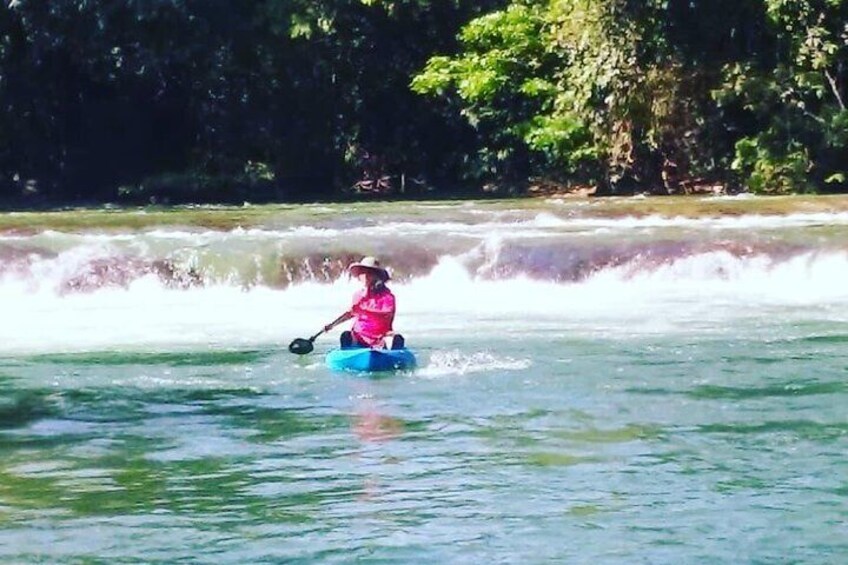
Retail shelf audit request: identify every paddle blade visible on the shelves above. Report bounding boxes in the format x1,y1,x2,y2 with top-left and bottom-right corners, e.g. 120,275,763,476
288,338,314,355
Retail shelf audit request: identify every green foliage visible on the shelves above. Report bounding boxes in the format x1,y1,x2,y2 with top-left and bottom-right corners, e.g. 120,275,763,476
116,167,281,205
732,136,814,194
823,108,848,148
412,3,560,181
825,172,846,184
413,0,717,191
521,114,599,171
0,0,504,203
1,0,848,202
717,0,848,193
410,0,848,195
413,2,601,182
411,3,550,107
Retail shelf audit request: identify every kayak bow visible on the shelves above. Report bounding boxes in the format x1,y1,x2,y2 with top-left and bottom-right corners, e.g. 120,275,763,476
325,347,416,372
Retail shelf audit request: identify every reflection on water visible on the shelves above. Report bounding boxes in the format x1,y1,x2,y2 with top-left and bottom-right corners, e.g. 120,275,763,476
348,384,405,502
351,392,404,445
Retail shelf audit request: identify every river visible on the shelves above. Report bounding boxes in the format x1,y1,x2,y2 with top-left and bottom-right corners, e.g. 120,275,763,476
0,196,846,562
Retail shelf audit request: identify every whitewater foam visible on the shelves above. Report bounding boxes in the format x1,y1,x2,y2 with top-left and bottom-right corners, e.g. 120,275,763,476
2,209,848,354
417,350,532,378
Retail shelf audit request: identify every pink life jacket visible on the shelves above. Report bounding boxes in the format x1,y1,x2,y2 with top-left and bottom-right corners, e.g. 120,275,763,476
351,286,396,347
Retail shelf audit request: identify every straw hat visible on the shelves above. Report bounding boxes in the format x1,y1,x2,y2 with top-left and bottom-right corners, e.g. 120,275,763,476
348,256,390,280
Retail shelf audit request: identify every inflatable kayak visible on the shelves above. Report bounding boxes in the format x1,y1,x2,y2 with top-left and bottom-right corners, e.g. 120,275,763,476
325,347,417,372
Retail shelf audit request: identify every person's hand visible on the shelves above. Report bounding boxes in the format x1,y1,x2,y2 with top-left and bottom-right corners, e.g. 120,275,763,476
323,324,333,332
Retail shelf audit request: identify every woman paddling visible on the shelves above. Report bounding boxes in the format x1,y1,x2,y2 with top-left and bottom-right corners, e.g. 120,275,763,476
323,256,405,350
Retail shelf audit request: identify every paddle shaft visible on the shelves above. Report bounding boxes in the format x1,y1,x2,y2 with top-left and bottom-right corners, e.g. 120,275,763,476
289,311,353,355
303,310,351,344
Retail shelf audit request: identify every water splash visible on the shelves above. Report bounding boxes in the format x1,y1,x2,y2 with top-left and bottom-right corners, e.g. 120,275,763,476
1,209,847,354
418,350,532,377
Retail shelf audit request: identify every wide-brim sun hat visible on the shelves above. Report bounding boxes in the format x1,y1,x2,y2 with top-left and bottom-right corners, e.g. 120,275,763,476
348,256,390,280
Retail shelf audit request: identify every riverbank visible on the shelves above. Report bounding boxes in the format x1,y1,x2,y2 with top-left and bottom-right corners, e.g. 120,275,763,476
2,193,848,233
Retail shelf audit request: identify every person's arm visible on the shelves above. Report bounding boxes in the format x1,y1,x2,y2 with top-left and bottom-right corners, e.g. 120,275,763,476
324,290,367,332
324,310,354,332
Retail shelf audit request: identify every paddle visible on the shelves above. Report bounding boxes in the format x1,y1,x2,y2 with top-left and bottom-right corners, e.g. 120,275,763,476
288,312,350,355
288,330,323,355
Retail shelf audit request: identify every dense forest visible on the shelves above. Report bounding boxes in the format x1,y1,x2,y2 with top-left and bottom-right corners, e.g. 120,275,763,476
1,0,846,205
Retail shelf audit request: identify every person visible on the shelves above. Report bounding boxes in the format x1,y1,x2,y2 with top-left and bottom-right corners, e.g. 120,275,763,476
323,256,405,350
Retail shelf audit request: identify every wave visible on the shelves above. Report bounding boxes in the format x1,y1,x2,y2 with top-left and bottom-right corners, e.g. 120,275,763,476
1,230,845,293
1,213,847,354
0,250,846,355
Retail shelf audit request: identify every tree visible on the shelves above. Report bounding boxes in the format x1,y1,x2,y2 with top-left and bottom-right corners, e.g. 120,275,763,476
0,0,503,204
412,0,720,193
720,0,848,193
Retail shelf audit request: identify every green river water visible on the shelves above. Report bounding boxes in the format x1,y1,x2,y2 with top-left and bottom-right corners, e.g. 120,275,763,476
0,196,846,563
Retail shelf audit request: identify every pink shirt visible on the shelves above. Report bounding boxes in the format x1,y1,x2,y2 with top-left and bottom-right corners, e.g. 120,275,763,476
351,286,396,346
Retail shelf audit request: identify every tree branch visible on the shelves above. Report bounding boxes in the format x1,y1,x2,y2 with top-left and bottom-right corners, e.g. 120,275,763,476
824,68,846,111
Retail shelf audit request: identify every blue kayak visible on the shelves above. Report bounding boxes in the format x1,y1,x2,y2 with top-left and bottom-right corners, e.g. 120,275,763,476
325,347,417,372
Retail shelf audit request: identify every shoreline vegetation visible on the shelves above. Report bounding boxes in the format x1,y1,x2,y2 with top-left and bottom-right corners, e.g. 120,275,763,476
2,2,846,206
2,193,848,234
